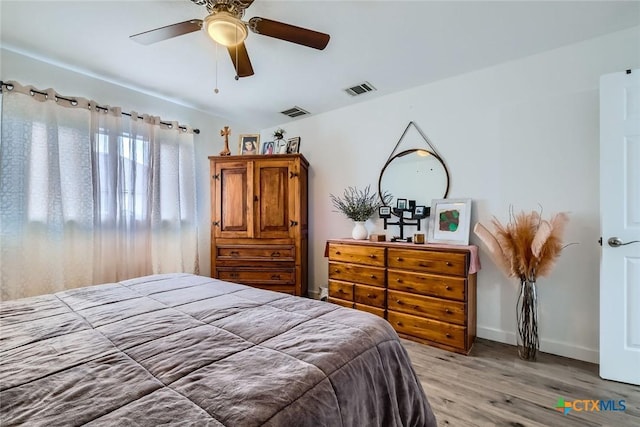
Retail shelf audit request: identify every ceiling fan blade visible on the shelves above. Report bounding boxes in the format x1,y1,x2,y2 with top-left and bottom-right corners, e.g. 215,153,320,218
130,19,203,45
248,17,330,50
227,42,255,78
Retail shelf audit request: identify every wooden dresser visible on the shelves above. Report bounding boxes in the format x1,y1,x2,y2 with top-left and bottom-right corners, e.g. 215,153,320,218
327,239,477,354
210,154,308,296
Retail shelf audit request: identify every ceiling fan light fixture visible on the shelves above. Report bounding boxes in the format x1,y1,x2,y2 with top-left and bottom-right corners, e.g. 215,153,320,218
204,11,247,47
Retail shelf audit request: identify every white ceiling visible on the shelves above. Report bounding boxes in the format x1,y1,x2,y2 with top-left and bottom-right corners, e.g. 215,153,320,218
2,1,639,128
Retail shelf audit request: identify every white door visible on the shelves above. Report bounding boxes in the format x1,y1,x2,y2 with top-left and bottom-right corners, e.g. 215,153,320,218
600,69,640,385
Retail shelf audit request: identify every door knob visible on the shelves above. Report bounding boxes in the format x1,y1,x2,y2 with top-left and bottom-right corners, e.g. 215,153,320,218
608,237,640,247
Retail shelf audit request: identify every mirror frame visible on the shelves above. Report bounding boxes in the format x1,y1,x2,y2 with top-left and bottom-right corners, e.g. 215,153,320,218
377,148,450,215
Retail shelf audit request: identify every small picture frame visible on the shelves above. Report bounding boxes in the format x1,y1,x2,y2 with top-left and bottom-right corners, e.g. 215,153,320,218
276,139,288,154
415,206,425,217
239,134,260,155
379,206,392,218
427,198,472,245
408,200,416,211
260,141,276,155
287,137,301,154
397,198,407,210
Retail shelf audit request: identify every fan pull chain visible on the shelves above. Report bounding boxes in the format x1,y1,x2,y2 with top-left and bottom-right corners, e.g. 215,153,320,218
214,41,219,94
234,23,239,81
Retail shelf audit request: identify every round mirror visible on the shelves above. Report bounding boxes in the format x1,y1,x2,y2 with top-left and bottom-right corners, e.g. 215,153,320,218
378,148,449,214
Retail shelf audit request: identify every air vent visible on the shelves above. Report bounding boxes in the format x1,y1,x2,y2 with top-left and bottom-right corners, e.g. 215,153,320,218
344,81,376,96
280,106,310,118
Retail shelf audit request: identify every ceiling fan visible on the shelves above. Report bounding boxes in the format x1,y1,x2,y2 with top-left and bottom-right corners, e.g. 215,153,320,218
130,0,330,78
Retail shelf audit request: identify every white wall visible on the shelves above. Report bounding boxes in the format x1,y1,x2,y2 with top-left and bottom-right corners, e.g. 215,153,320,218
1,48,257,277
262,26,640,363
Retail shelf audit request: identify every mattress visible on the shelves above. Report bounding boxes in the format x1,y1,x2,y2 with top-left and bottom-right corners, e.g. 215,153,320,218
0,273,436,426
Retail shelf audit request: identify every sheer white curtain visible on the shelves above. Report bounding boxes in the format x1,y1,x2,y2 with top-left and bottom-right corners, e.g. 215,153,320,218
0,82,198,300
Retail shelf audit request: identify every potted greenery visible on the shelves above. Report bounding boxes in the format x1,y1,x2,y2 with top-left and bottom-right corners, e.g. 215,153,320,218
330,185,391,239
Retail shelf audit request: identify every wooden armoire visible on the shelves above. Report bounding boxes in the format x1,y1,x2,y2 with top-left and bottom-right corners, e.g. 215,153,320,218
209,154,309,296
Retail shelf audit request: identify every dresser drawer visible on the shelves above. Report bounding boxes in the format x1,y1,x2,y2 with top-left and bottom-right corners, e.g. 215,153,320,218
354,284,385,308
388,270,466,301
329,280,354,300
328,243,385,267
388,311,466,350
388,248,467,276
329,262,385,287
354,303,385,318
387,290,465,325
216,268,295,285
329,298,354,309
216,245,295,261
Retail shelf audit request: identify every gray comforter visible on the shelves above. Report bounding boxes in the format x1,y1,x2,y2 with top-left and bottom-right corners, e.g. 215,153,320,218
0,273,436,426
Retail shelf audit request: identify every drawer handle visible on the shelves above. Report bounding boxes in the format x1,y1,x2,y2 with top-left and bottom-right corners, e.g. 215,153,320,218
396,257,403,261
369,254,376,258
367,294,375,299
445,285,451,290
230,251,240,256
396,299,403,305
418,262,427,267
445,333,452,338
370,275,376,279
271,274,281,280
335,251,341,255
271,251,281,257
334,269,340,273
445,261,452,266
396,278,403,283
396,321,403,326
338,289,346,294
445,308,452,314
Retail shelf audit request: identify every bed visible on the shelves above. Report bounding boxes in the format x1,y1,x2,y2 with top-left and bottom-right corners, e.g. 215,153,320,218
0,273,436,426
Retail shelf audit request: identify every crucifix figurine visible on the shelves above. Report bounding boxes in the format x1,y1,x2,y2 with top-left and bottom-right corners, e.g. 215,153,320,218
219,126,231,156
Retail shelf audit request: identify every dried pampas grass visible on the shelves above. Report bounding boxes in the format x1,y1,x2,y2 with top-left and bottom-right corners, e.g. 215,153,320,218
474,208,569,281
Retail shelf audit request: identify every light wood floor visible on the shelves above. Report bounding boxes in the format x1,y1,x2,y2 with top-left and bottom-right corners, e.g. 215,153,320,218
403,338,640,427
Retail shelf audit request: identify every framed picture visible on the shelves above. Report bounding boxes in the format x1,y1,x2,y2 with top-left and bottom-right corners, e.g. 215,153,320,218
275,139,288,154
261,140,276,155
286,137,301,153
427,198,472,245
397,198,407,210
239,134,260,155
415,205,425,217
379,206,391,218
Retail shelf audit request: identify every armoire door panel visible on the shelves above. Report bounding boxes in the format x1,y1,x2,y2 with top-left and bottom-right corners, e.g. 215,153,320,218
214,162,254,238
255,161,293,238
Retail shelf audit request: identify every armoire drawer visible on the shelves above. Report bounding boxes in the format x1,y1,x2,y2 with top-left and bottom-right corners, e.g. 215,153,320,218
387,290,465,325
388,311,466,350
387,270,466,301
388,248,467,276
328,243,385,267
328,262,385,287
216,268,295,285
216,245,295,261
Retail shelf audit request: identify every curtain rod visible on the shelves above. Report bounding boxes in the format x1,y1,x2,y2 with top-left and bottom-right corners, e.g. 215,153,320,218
0,80,200,134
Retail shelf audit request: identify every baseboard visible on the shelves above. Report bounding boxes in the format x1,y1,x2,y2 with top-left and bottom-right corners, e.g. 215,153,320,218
477,326,599,364
308,289,320,299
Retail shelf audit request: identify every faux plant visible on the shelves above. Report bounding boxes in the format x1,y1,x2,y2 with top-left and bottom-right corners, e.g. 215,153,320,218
273,128,286,139
330,185,391,222
473,208,570,282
